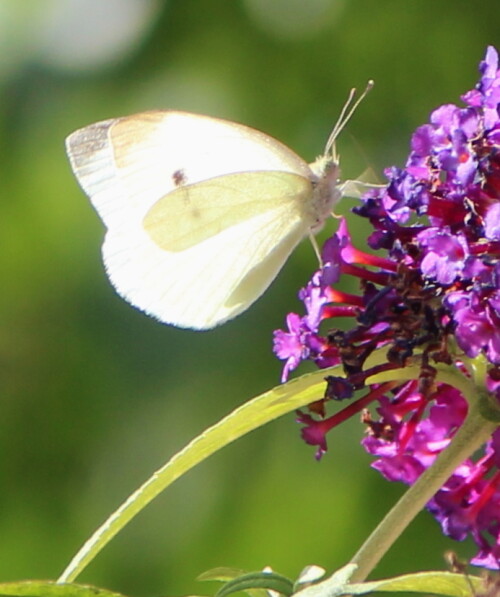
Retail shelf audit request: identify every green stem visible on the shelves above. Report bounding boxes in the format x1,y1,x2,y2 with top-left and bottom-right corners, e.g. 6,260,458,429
348,398,497,583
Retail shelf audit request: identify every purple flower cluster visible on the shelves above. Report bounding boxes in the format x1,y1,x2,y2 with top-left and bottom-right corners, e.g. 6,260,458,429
274,47,500,567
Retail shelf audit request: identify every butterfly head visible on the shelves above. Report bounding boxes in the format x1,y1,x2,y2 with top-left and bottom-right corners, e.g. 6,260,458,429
308,80,374,231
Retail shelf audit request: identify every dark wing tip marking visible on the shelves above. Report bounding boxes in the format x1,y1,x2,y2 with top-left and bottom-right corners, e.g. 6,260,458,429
65,119,117,168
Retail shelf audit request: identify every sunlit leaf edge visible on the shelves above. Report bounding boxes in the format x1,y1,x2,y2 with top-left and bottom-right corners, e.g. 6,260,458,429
346,570,484,596
0,580,126,597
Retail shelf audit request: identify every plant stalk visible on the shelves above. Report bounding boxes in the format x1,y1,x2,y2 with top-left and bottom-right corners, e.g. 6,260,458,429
349,399,496,582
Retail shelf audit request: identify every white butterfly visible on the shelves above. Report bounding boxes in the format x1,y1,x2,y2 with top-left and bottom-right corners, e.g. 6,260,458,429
65,83,372,329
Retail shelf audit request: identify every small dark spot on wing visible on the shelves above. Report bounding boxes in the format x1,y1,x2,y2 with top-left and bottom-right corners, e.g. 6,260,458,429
172,169,187,186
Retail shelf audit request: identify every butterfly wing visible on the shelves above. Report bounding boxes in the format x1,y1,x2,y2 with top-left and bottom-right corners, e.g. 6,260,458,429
103,171,313,328
66,111,317,328
65,110,314,229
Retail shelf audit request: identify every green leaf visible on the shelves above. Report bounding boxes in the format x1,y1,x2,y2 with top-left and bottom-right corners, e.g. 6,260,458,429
293,565,326,590
198,566,283,597
215,572,294,597
294,564,357,597
346,571,483,596
0,580,126,597
58,365,345,583
296,568,484,597
198,568,250,583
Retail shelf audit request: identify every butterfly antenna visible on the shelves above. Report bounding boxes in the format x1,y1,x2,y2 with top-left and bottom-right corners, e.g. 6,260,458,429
325,79,374,158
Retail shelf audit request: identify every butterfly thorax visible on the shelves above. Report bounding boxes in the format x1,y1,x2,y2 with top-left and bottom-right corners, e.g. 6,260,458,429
308,155,341,233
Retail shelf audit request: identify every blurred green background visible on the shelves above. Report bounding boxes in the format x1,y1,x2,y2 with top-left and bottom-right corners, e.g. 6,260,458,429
0,0,498,594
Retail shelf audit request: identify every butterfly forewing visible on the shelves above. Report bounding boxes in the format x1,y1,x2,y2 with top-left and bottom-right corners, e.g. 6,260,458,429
66,111,314,230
